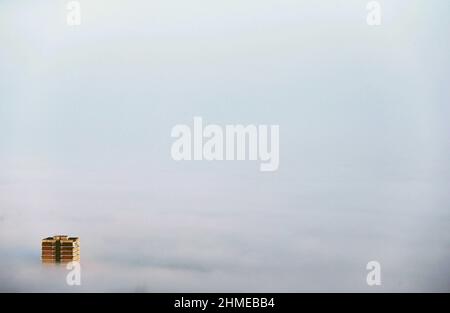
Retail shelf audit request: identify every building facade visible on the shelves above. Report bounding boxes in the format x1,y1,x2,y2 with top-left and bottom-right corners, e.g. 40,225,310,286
41,235,80,263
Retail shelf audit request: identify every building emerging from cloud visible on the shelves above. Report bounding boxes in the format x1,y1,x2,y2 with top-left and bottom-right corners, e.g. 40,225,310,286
41,236,80,263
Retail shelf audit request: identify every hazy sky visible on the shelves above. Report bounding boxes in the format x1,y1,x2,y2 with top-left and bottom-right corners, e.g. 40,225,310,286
0,0,449,292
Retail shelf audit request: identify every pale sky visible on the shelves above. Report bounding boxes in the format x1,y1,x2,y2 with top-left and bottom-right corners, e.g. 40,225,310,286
0,0,449,292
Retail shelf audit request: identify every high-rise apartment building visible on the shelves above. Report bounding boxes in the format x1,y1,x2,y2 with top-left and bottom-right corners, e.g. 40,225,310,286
41,235,80,263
